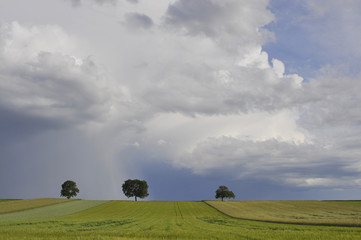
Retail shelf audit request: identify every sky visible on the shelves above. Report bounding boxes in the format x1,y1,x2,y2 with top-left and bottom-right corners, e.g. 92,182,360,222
0,0,361,201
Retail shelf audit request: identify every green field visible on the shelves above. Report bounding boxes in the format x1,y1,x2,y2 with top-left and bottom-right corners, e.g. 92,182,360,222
0,198,75,214
0,199,19,203
0,199,19,202
206,200,361,226
1,199,361,240
0,200,108,221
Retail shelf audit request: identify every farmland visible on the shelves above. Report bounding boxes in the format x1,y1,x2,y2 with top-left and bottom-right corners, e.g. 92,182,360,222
1,199,361,240
0,198,74,214
0,199,19,203
206,200,361,226
0,199,108,221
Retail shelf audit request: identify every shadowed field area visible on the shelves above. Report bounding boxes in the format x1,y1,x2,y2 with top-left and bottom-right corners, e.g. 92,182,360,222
0,199,19,203
206,200,361,226
0,198,75,214
1,200,361,239
0,200,108,221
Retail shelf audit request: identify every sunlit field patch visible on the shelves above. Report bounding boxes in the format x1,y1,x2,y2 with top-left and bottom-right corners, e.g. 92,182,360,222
206,200,361,226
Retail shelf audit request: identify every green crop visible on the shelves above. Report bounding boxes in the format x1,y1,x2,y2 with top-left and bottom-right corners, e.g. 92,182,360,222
1,200,361,240
0,198,74,214
0,199,19,203
206,200,361,226
0,200,108,221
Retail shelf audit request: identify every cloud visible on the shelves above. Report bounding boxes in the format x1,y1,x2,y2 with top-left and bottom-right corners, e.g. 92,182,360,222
0,128,124,199
177,137,361,189
68,0,81,7
0,22,138,200
2,0,361,200
135,51,304,115
164,0,274,54
124,13,154,30
93,0,117,4
149,65,361,189
126,0,139,4
0,106,64,145
64,0,117,7
115,0,299,117
0,22,130,135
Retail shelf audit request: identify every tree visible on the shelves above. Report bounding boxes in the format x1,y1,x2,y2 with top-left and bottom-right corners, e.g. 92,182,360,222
122,179,149,201
215,185,235,201
60,180,79,199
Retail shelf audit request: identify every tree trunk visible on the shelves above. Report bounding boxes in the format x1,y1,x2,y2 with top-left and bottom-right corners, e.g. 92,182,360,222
222,197,224,201
135,196,137,201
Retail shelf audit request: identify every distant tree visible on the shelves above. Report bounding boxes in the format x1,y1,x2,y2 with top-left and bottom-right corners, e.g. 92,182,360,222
60,180,79,199
215,185,235,201
122,179,149,201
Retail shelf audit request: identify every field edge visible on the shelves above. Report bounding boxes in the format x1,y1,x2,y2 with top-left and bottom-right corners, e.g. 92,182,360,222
203,200,361,227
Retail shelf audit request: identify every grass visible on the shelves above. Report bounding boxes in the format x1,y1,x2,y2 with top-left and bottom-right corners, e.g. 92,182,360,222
0,198,75,214
0,199,20,203
0,200,108,221
1,200,361,239
206,200,361,226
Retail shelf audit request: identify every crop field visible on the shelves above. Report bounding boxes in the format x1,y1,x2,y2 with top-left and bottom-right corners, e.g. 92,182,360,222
206,200,361,226
1,199,361,240
0,198,74,214
0,200,108,221
0,199,19,203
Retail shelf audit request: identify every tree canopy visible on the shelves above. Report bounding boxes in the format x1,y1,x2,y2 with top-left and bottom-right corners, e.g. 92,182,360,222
60,180,79,199
215,185,235,201
122,179,149,201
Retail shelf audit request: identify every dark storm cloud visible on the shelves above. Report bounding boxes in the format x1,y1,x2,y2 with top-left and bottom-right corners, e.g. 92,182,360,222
0,106,64,145
165,0,228,37
0,23,114,129
0,52,110,125
126,0,139,4
163,0,274,52
123,145,361,200
68,0,81,7
93,0,117,5
0,128,118,199
124,13,153,30
64,0,117,7
177,137,361,189
0,21,122,155
2,0,361,201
